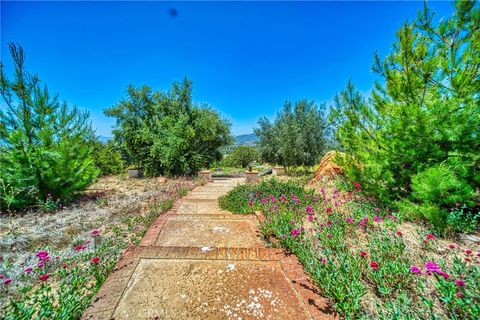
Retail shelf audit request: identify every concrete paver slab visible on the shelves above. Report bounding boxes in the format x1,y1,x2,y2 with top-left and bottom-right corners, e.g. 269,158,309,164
155,219,263,247
113,259,311,320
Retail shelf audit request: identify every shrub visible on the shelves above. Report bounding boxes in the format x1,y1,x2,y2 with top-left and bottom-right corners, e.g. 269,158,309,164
0,43,98,210
104,79,233,176
224,146,258,168
92,140,124,176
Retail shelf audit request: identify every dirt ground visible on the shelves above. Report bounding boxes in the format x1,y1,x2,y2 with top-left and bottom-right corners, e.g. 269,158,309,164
0,175,195,281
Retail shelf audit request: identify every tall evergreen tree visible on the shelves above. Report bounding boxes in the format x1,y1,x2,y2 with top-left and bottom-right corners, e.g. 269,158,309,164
0,43,98,209
329,1,479,229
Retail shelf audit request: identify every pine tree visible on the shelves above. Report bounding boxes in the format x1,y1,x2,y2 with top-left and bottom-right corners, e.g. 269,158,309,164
0,43,98,209
329,1,479,229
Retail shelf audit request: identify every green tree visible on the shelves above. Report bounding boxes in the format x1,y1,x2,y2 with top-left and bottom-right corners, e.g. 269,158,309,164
329,1,479,229
226,146,259,168
0,43,99,209
92,140,124,176
105,79,233,176
255,99,327,169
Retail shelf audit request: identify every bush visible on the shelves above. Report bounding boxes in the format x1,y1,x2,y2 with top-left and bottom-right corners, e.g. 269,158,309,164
224,146,258,168
0,43,98,210
92,140,124,176
105,79,233,176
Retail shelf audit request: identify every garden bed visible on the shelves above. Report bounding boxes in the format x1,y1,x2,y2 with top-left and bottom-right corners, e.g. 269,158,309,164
219,178,480,319
0,175,196,318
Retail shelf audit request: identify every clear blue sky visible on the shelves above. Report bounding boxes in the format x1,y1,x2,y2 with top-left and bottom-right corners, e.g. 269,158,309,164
1,1,453,136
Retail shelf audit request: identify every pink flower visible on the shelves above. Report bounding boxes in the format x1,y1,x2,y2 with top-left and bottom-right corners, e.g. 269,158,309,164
308,215,314,222
3,278,12,285
465,249,472,255
373,216,382,223
396,231,403,236
425,261,449,279
248,201,253,207
90,256,100,264
426,234,435,240
36,251,49,259
410,265,422,274
359,251,367,258
39,274,49,281
290,220,295,225
354,181,361,190
325,207,332,213
261,198,267,205
24,267,33,273
281,234,287,239
374,207,380,212
326,234,332,239
74,245,87,251
456,292,463,298
370,261,379,271
321,258,327,264
37,261,45,268
313,196,319,202
305,206,314,214
0,274,3,279
290,229,300,238
345,217,354,224
326,220,332,227
91,229,101,237
455,280,466,287
448,244,456,249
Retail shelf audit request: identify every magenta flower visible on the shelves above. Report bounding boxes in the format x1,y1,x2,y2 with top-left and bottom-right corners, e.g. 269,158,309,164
290,219,295,225
455,280,466,287
359,251,367,258
465,249,472,255
373,216,382,223
3,278,12,285
374,207,380,213
313,196,319,202
326,234,332,239
410,265,422,274
308,215,314,222
36,251,49,259
345,217,354,224
305,206,314,214
0,274,4,279
261,198,267,205
321,258,327,264
370,261,379,271
24,267,33,273
269,195,277,202
91,229,101,237
74,245,87,251
290,229,300,238
425,261,449,279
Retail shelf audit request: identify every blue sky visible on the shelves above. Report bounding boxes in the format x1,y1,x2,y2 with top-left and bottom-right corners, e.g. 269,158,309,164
1,1,453,136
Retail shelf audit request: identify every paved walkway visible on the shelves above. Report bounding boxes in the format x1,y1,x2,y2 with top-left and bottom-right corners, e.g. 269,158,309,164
82,178,335,320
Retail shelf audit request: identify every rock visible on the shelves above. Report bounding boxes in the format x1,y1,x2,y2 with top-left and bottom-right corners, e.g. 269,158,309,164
312,151,345,181
461,234,480,243
157,177,167,184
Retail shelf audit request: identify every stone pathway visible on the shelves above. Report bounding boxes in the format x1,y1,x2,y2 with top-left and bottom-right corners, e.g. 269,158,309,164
82,178,336,320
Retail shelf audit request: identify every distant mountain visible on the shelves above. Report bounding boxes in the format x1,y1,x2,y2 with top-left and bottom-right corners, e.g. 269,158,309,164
234,133,258,146
98,136,112,143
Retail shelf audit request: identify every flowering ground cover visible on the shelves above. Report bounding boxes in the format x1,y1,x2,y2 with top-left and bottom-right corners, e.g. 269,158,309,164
219,178,480,319
0,176,196,319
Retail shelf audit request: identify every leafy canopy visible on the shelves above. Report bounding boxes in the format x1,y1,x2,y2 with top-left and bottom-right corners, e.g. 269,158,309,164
0,43,98,210
105,79,233,176
255,99,327,168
